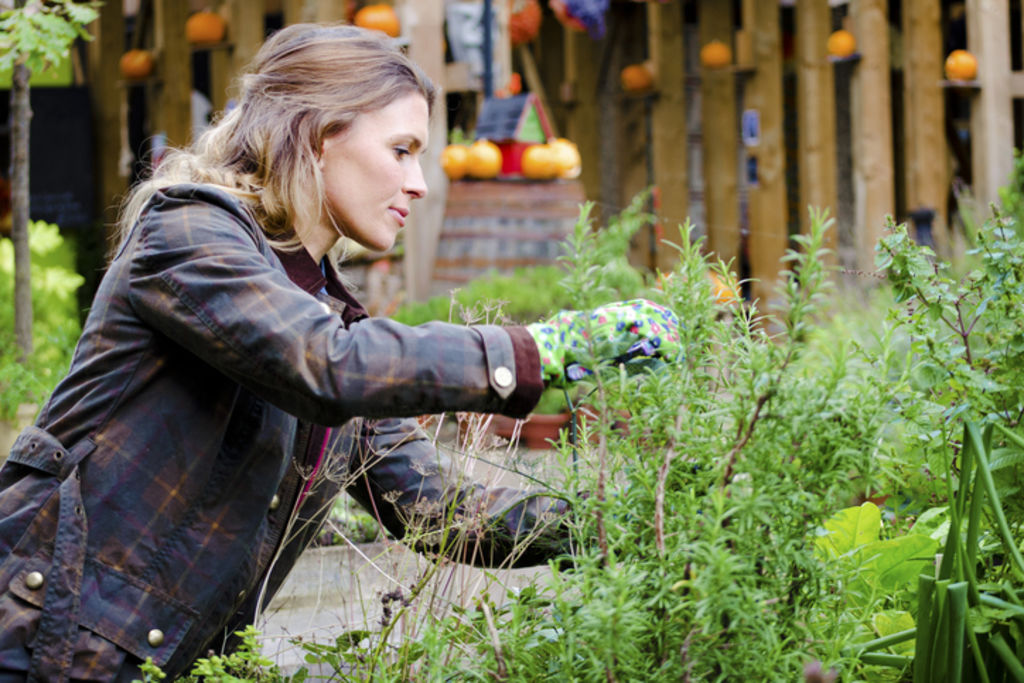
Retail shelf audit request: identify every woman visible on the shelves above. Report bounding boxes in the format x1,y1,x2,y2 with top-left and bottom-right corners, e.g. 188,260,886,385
0,24,679,680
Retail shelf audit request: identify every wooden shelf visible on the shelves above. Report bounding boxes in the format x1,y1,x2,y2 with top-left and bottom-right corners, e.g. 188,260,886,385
828,52,862,65
940,79,982,93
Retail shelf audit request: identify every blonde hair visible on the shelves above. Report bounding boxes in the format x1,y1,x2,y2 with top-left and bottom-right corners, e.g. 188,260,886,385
116,23,437,253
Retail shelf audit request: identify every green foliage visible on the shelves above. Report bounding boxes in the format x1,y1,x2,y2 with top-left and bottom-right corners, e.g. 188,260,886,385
0,0,99,74
129,183,1024,681
0,221,82,419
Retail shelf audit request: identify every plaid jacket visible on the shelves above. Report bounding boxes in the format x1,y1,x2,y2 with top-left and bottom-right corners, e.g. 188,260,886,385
0,184,568,680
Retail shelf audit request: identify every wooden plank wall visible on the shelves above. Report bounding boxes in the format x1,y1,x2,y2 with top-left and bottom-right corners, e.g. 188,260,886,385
741,0,788,306
795,0,838,259
698,0,740,270
902,0,948,256
646,1,688,273
966,0,1015,209
850,0,894,270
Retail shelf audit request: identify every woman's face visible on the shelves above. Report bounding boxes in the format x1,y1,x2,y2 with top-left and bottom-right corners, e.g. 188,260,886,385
318,92,430,253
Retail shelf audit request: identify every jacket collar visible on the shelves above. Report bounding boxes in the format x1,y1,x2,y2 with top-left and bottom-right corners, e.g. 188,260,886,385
274,247,369,326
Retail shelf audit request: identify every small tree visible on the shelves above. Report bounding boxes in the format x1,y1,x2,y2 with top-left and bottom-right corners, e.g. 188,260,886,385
0,0,99,360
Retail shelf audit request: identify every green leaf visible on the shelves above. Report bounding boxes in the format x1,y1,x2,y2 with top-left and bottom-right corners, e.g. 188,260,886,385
871,610,917,655
855,534,939,594
816,502,882,558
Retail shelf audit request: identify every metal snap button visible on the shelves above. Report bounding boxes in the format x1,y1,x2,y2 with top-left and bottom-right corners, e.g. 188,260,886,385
147,629,165,647
25,571,44,590
269,494,281,511
493,366,514,388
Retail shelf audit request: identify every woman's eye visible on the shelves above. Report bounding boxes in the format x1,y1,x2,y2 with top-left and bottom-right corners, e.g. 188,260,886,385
395,147,411,158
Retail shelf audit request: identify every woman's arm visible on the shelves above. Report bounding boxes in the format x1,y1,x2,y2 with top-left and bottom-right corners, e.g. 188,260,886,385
345,417,574,568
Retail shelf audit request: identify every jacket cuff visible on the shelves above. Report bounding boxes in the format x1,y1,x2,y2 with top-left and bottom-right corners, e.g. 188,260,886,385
504,325,544,418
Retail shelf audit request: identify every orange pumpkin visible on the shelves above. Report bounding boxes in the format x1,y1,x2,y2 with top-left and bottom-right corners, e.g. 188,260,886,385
354,4,401,38
620,61,654,93
119,49,155,80
509,0,542,46
466,139,503,179
185,10,227,44
708,271,739,305
440,144,470,181
826,29,857,58
548,137,581,179
521,144,558,180
700,40,732,69
945,49,978,81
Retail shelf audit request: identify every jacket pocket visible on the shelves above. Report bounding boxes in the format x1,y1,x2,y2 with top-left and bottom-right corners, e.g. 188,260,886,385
10,554,199,668
0,426,94,559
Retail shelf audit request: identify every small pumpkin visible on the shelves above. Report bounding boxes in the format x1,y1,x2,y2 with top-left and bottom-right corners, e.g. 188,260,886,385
826,29,857,59
440,144,470,181
620,61,654,93
945,49,978,81
521,143,558,180
700,40,732,69
185,10,227,45
354,3,401,38
119,49,155,80
509,0,542,46
548,137,581,179
466,139,503,179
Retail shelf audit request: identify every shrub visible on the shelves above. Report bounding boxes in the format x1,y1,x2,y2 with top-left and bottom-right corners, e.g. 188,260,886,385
0,221,82,420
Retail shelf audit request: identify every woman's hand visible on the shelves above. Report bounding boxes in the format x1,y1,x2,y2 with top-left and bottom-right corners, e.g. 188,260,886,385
526,299,682,387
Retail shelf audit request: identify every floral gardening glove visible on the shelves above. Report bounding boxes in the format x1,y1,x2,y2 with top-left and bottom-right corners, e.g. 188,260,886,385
526,299,682,387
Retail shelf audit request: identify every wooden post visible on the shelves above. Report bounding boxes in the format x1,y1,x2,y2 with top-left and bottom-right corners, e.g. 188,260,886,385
850,0,894,270
315,0,348,23
795,0,838,257
741,0,788,307
966,0,1014,207
153,0,191,148
403,0,447,300
698,0,740,269
647,0,688,273
282,0,308,25
230,0,265,81
88,3,127,236
565,29,602,216
902,0,947,256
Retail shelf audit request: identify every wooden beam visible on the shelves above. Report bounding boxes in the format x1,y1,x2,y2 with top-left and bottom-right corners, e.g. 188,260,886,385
403,0,447,300
565,28,602,218
742,0,788,307
966,0,1014,207
88,2,127,237
153,0,191,149
698,0,740,269
647,0,688,273
315,0,348,23
850,0,894,270
230,0,265,81
795,0,838,258
902,0,948,256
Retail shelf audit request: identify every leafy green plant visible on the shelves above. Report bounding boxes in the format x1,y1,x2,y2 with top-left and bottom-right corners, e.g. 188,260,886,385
0,220,83,419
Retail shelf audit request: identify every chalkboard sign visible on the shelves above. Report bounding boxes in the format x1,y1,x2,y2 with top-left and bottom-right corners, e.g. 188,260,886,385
0,86,94,229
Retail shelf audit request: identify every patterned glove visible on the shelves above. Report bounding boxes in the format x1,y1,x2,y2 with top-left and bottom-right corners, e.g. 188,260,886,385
526,299,682,387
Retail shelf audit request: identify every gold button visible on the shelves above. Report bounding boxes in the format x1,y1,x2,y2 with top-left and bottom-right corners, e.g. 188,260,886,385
493,366,514,388
269,494,281,511
237,589,247,601
25,571,44,590
147,629,165,647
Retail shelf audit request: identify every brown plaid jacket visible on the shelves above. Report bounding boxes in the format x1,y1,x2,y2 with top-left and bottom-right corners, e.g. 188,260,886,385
0,184,568,680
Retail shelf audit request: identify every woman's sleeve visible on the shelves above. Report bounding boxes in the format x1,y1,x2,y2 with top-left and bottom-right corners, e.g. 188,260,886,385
345,417,574,568
125,192,542,424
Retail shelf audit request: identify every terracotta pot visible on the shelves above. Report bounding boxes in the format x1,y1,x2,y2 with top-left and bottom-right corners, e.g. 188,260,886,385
489,412,572,449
